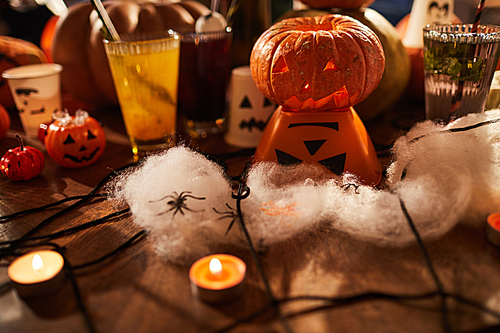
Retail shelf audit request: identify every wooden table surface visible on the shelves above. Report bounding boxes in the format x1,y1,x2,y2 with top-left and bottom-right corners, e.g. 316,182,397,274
0,99,499,333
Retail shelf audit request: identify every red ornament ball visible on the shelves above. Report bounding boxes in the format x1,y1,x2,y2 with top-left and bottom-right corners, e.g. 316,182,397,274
0,134,45,181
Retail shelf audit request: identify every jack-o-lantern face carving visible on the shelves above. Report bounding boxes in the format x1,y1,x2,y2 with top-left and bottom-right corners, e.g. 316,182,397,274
250,14,385,111
45,110,106,168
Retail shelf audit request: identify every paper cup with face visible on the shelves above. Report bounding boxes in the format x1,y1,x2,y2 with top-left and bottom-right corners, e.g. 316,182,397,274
2,63,63,138
225,66,276,148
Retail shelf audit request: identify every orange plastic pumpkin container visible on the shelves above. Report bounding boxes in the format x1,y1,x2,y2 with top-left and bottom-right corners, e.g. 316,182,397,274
250,14,384,185
45,110,106,168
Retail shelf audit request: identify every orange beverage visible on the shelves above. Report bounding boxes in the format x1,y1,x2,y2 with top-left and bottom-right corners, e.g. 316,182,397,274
104,32,180,159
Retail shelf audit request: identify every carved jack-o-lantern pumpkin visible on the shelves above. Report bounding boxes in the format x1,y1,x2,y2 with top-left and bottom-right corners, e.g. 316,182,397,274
45,110,106,168
251,14,384,184
250,14,384,112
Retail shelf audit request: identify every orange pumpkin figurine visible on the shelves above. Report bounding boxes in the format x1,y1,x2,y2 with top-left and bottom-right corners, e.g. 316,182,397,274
250,14,384,185
45,109,106,168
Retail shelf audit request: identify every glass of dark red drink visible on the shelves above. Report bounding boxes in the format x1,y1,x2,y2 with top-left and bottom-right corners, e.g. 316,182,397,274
177,27,232,138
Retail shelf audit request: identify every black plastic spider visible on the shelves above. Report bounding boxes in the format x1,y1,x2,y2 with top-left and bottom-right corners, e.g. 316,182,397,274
341,183,361,194
150,191,206,218
213,203,238,235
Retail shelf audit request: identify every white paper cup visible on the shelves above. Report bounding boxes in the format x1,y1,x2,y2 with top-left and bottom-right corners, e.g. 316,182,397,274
2,63,63,138
224,66,276,148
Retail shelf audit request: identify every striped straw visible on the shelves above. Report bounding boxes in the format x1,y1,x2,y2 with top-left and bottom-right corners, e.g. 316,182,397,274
471,0,486,33
449,0,487,116
90,0,121,42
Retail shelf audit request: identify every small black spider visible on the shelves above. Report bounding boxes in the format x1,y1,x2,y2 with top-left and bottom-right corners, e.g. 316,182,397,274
342,183,361,194
150,191,206,218
213,203,238,235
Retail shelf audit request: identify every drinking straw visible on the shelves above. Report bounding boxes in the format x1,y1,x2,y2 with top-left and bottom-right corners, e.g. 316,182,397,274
449,0,485,115
471,0,486,33
90,0,121,41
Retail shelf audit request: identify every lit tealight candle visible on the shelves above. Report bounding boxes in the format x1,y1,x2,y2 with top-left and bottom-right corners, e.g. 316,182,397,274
189,254,246,303
487,213,500,247
8,250,65,298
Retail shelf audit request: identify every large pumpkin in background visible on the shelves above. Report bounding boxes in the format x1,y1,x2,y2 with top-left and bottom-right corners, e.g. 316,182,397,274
250,14,385,112
51,0,209,107
0,36,48,109
278,8,410,120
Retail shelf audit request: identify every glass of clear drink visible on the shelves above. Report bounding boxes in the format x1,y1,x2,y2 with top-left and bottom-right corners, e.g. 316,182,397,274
104,31,180,161
423,24,500,122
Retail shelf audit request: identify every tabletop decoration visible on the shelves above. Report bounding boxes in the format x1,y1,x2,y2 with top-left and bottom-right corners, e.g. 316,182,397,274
45,109,106,168
189,254,246,303
224,66,276,148
3,111,500,331
7,250,64,298
278,6,410,122
107,109,500,264
0,103,10,139
250,14,384,185
0,134,44,181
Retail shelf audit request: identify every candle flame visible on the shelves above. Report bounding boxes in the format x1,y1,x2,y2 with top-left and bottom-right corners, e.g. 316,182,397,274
32,254,43,272
209,258,223,276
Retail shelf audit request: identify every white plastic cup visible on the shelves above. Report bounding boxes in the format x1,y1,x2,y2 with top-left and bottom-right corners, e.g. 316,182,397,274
2,63,63,138
224,66,276,148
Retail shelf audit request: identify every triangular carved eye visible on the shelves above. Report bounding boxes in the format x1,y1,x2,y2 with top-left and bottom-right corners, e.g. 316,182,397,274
300,81,311,94
63,134,76,145
273,56,289,73
87,130,97,140
323,58,339,72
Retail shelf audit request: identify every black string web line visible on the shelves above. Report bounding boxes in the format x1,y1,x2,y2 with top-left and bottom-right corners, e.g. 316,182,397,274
1,118,500,332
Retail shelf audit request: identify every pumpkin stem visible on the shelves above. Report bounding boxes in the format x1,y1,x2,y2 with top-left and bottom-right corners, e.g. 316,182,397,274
53,109,72,127
74,109,89,126
16,134,25,151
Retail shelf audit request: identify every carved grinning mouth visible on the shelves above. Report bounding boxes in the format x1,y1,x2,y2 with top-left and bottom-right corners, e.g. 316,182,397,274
63,147,100,163
284,86,351,110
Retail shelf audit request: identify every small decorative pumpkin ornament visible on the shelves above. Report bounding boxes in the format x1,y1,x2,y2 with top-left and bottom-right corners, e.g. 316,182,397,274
0,103,10,139
0,134,45,181
250,14,384,112
45,110,106,168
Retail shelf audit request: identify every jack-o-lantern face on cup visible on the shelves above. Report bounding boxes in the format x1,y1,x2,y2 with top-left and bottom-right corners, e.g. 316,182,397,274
255,107,382,185
45,110,106,168
250,14,385,111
